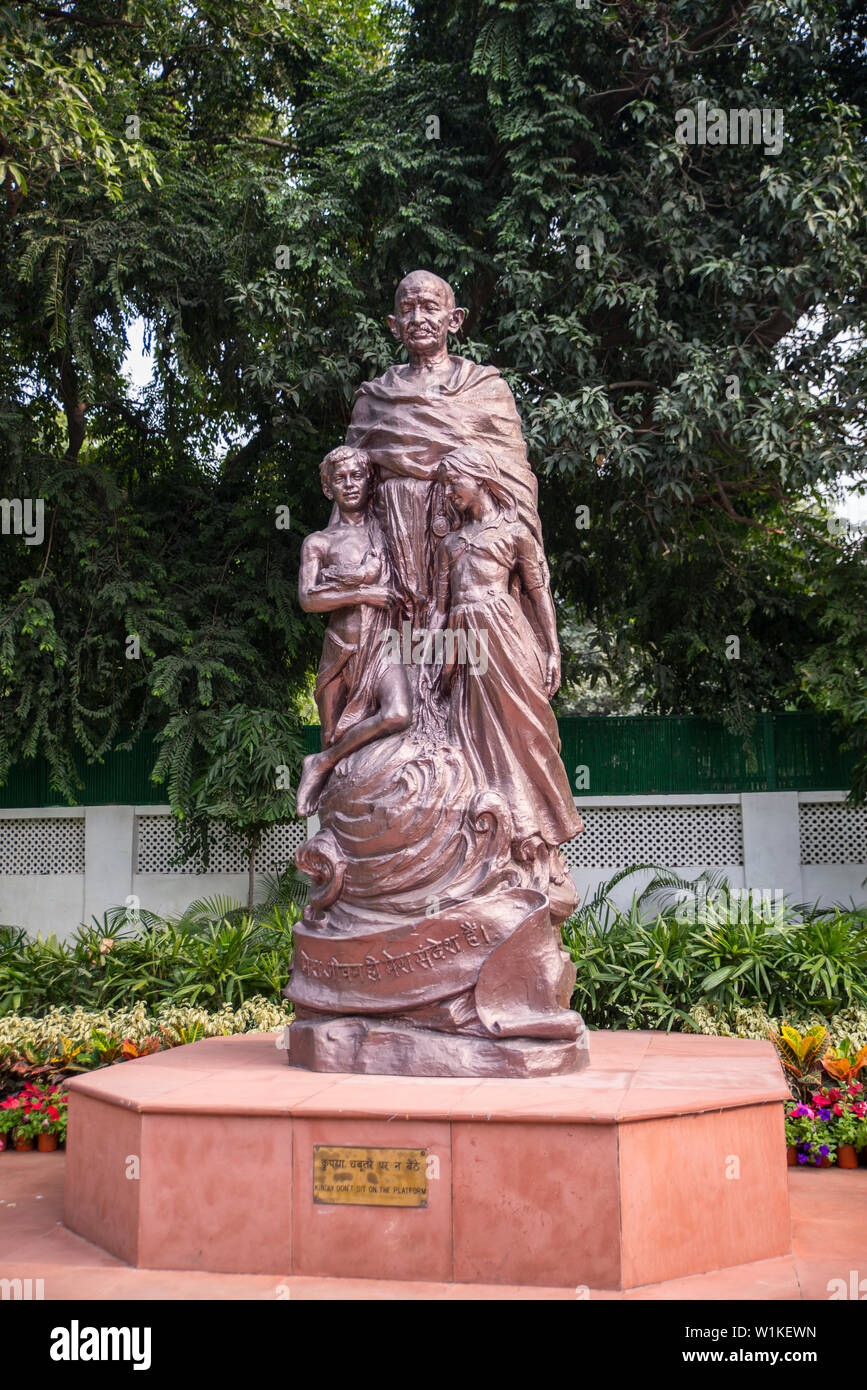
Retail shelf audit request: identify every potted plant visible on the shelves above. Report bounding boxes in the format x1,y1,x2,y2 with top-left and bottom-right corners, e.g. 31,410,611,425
784,1107,803,1165
812,1081,867,1169
816,1078,861,1167
769,1023,829,1103
26,1084,68,1151
0,1095,39,1150
821,1040,867,1089
784,1101,838,1166
0,1082,68,1152
855,1113,867,1165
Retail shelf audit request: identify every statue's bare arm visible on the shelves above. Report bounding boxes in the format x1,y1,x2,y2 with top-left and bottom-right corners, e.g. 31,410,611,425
515,529,561,698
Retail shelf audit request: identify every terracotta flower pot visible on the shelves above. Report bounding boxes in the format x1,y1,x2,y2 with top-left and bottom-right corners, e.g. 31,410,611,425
837,1144,858,1169
13,1134,33,1152
787,1145,798,1166
819,1155,832,1167
36,1133,58,1153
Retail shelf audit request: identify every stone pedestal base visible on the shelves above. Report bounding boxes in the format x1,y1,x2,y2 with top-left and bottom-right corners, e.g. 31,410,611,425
63,1030,791,1290
284,1014,589,1077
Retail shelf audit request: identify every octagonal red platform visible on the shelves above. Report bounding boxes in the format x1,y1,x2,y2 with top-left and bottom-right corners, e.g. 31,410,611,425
63,1029,791,1290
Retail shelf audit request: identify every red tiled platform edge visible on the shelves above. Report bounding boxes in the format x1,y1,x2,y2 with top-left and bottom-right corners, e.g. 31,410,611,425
63,1030,791,1290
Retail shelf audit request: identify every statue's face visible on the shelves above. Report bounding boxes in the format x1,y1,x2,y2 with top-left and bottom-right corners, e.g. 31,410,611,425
441,463,484,515
328,456,370,511
387,274,464,356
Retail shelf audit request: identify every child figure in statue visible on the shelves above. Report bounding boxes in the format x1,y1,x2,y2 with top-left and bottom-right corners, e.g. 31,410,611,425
434,447,584,871
296,446,411,816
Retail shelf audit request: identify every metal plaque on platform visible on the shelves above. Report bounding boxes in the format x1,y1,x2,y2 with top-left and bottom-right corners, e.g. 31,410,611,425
312,1146,428,1207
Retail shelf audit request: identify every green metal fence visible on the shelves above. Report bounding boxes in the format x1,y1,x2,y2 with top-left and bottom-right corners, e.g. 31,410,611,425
558,712,855,797
0,712,854,808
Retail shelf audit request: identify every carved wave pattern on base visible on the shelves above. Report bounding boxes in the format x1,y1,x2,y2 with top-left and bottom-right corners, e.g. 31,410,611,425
298,730,518,931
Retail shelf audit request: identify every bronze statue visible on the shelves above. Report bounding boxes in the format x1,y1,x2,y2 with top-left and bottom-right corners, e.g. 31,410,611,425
286,271,588,1078
296,447,411,817
434,448,583,871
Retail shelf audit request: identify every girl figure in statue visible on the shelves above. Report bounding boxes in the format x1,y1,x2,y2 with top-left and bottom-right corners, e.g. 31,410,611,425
434,447,583,870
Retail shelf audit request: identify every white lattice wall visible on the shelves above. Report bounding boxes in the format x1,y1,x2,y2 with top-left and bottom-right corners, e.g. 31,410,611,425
0,817,85,875
136,816,307,874
0,793,863,939
799,801,867,866
563,803,743,870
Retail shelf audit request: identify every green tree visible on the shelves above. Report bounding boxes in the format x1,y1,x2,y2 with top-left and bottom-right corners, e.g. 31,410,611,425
802,525,867,802
157,704,304,910
226,0,867,735
0,0,389,796
2,0,866,805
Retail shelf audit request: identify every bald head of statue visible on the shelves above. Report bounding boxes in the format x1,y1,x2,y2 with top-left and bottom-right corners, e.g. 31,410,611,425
387,269,466,367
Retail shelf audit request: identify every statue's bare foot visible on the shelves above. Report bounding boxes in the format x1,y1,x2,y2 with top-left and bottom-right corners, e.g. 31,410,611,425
296,753,334,817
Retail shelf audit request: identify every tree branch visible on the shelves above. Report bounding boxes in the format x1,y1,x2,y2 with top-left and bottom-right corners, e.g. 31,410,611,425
742,292,813,350
55,352,87,462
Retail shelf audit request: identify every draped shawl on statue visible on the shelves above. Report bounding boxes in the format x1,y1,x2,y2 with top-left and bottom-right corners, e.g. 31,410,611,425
344,356,542,546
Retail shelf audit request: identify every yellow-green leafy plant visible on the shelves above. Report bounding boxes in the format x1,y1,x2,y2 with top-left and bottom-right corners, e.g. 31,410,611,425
769,1023,830,1101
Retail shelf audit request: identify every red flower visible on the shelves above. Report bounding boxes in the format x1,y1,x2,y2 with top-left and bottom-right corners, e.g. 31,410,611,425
832,1103,844,1116
46,1107,59,1121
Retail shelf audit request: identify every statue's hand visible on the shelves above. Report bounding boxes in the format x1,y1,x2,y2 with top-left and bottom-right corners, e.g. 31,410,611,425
320,566,359,588
363,586,397,609
545,652,561,699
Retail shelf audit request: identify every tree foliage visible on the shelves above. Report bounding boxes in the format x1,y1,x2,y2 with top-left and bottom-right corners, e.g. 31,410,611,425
1,0,865,800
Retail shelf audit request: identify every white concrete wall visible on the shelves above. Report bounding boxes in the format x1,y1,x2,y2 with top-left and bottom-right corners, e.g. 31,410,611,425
0,874,86,938
83,805,135,926
741,792,802,901
128,872,269,922
0,791,864,941
572,864,747,915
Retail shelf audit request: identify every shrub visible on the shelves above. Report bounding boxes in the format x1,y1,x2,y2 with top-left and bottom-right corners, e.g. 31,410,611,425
563,867,867,1031
0,902,298,1016
0,996,293,1098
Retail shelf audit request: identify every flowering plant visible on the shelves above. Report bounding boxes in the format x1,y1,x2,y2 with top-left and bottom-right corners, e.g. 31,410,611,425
0,1094,42,1141
785,1080,867,1164
0,1082,67,1142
